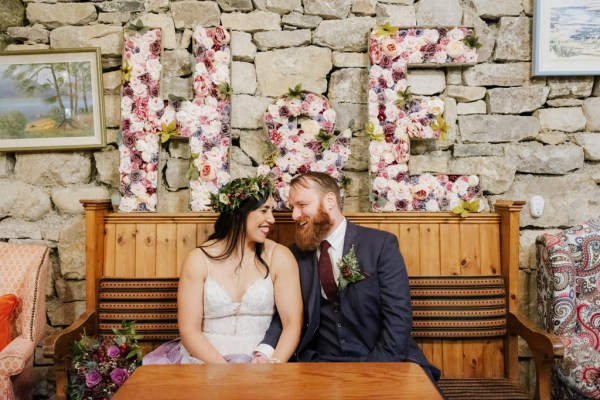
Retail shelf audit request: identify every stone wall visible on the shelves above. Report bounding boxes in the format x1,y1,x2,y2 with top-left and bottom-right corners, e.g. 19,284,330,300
1,0,600,396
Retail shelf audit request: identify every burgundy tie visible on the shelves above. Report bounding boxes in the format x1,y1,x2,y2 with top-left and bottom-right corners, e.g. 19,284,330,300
319,240,338,301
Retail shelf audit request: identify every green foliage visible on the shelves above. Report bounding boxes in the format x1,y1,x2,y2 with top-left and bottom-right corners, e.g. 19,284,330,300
373,22,399,37
315,129,332,150
463,35,482,50
217,83,233,100
47,106,65,124
159,120,178,143
430,115,449,140
185,153,200,182
127,20,149,35
451,198,481,218
0,111,27,138
210,175,274,214
286,84,303,99
365,121,383,141
395,86,413,109
337,245,365,290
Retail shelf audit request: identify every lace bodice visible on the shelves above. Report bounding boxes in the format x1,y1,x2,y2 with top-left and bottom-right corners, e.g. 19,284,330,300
203,276,275,335
197,275,275,356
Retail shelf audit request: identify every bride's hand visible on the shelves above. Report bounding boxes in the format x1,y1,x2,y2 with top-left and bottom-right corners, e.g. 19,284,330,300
250,352,269,364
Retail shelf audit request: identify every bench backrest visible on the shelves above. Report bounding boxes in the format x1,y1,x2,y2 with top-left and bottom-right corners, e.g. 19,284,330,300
98,275,507,341
82,199,524,380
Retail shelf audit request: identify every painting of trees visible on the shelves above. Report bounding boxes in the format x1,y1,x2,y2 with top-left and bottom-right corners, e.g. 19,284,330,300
1,60,94,136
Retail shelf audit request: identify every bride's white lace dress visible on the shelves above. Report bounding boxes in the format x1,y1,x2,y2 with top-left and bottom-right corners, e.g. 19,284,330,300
143,274,274,364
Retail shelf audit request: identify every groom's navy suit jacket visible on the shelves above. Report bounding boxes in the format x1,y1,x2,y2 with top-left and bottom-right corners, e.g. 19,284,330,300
263,221,439,378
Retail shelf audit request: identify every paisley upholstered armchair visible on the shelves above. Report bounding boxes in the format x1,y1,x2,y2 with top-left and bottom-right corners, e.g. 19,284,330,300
536,219,600,399
0,243,49,400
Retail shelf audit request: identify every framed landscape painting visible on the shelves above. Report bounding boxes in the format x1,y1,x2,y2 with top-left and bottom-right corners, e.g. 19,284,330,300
0,48,106,151
533,0,600,75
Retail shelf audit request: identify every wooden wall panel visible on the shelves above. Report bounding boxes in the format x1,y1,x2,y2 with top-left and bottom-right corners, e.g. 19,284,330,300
419,224,440,276
196,223,213,246
135,224,157,277
439,224,461,276
480,224,501,276
459,224,484,377
114,224,136,277
459,224,481,275
176,224,197,275
104,224,116,276
156,225,177,277
398,224,420,275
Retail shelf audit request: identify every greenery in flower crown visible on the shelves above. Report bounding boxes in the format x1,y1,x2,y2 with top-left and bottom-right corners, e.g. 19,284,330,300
210,175,274,214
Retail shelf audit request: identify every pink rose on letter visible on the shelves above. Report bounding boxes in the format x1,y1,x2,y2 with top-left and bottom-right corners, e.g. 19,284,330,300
198,162,217,181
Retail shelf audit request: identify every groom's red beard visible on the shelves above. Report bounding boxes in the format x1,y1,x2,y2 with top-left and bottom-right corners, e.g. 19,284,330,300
295,205,334,252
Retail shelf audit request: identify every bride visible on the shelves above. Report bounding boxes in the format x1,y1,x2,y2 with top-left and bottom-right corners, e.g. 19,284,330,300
143,175,302,364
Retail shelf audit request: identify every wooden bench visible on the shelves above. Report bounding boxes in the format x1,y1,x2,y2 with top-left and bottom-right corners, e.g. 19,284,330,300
44,199,563,400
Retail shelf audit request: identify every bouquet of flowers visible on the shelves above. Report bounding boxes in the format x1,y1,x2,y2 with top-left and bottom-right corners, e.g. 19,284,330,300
68,321,143,400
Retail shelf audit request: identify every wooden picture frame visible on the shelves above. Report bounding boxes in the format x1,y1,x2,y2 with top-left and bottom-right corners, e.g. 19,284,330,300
0,48,106,151
533,0,600,76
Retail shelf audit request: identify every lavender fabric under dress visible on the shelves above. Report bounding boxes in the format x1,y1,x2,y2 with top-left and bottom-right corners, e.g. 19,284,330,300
143,275,275,365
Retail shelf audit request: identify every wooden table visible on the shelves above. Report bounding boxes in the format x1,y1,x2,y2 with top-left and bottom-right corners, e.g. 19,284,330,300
113,362,441,399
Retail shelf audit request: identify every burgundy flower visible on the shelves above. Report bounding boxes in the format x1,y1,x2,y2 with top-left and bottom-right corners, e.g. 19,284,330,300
130,170,144,183
150,40,161,57
214,26,230,45
380,56,392,69
279,106,290,117
122,85,134,98
391,70,405,81
148,84,160,97
121,119,131,132
139,73,151,85
85,370,102,388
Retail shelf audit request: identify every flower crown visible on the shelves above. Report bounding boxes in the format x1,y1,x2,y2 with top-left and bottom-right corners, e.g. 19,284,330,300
210,175,274,214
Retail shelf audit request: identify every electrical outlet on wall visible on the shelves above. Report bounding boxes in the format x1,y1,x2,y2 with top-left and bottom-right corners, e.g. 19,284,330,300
530,195,544,218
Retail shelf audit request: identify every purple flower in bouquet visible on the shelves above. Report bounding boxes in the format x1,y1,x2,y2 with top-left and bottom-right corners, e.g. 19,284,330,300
110,368,130,385
107,345,121,359
85,370,103,388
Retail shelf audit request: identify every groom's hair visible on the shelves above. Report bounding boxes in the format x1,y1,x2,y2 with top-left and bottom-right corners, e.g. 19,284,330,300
290,172,343,212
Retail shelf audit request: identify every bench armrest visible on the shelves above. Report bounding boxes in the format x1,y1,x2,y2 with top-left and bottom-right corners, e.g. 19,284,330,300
43,311,97,400
43,310,98,359
508,311,563,400
508,311,564,359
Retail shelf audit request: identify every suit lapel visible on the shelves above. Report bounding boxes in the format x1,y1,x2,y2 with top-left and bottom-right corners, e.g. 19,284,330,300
339,221,360,300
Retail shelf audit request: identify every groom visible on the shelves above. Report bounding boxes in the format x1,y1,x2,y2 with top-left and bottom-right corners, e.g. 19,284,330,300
254,172,440,382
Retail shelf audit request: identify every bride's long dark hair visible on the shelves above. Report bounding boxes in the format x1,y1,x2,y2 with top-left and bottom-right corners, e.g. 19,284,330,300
199,193,270,277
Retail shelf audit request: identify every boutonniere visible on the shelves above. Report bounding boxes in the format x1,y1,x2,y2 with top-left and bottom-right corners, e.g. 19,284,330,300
337,245,365,290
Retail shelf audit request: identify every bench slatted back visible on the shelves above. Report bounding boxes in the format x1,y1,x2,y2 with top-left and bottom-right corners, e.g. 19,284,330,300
97,276,506,341
84,200,524,379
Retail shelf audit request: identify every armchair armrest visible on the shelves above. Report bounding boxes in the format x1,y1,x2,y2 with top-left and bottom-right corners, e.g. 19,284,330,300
43,311,97,400
43,311,97,360
508,311,564,400
0,336,36,376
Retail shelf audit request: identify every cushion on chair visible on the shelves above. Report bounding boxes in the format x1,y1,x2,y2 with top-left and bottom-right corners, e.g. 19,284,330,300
553,335,600,398
0,294,18,352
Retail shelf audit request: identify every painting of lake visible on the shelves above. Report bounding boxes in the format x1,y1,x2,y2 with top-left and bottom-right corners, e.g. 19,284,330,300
549,0,600,59
0,61,95,140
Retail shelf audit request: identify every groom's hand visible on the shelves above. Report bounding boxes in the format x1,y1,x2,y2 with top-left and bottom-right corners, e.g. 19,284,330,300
250,351,269,364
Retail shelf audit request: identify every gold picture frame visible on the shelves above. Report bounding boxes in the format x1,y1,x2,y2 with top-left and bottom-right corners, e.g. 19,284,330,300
0,48,106,151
